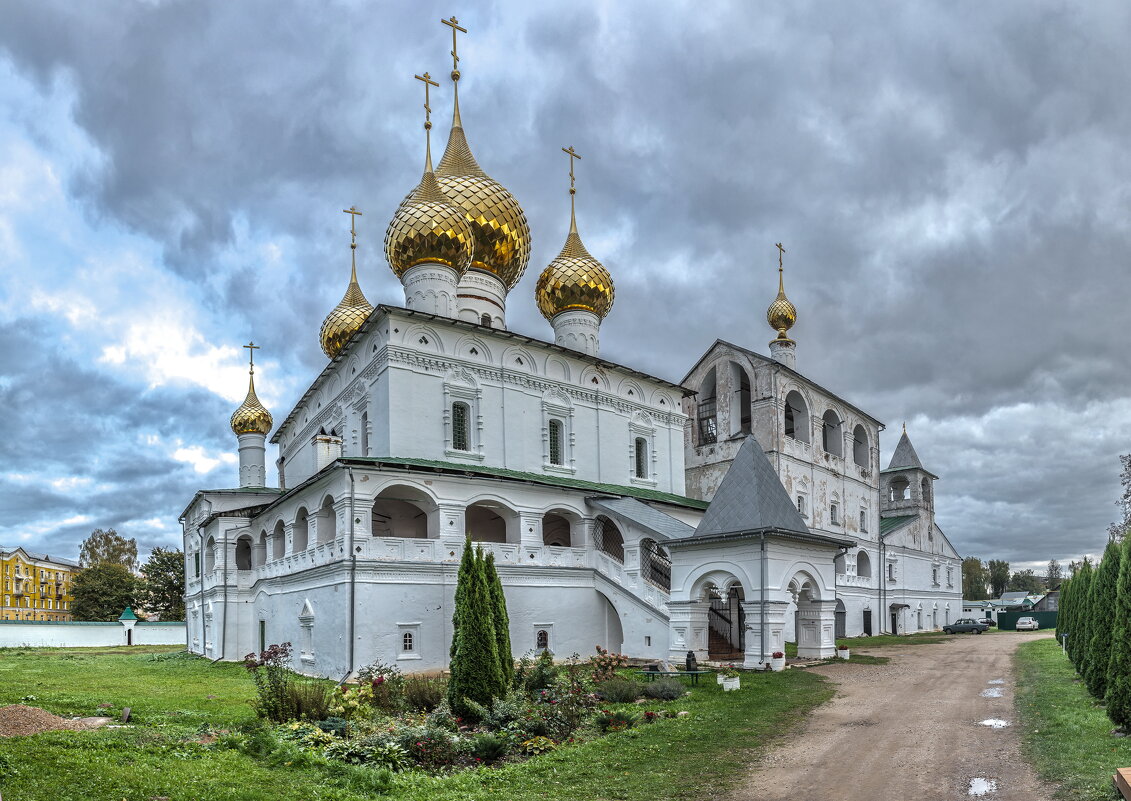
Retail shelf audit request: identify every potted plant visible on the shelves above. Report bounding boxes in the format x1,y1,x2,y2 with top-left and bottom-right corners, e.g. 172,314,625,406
770,651,786,672
720,665,741,691
838,644,850,660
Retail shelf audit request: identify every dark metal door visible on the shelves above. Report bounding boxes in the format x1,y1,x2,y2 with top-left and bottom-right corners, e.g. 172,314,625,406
863,609,872,636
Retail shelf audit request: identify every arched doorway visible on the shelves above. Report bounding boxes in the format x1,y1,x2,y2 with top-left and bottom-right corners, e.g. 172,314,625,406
542,512,572,547
834,598,846,639
706,583,745,660
235,535,253,571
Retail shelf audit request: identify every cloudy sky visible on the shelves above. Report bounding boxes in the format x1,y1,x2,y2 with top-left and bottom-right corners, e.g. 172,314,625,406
1,1,1128,572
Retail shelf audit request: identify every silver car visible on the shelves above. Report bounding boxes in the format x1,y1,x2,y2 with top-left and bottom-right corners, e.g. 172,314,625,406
1015,616,1039,631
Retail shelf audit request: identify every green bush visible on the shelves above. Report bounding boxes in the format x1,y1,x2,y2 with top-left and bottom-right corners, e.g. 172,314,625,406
356,661,406,713
316,717,350,738
641,678,685,701
515,649,557,692
243,643,296,722
393,725,462,769
462,690,526,731
287,679,331,721
594,708,641,732
324,735,409,771
597,678,641,703
404,675,447,711
520,735,557,756
466,732,512,763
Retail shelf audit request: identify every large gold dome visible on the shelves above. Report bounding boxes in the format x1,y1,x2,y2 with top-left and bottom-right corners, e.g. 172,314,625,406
536,223,614,321
435,108,531,289
319,266,374,358
230,374,273,435
385,166,474,279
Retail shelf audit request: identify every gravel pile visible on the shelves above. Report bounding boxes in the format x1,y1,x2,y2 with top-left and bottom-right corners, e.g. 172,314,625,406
0,704,90,737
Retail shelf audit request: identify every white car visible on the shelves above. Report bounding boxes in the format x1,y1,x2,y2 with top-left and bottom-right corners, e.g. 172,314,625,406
1015,616,1039,631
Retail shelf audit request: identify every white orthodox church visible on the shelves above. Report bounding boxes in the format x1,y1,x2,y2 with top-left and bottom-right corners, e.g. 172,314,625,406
180,24,961,676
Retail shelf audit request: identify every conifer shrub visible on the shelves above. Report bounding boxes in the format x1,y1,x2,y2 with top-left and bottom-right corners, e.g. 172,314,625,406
484,552,515,688
466,732,512,763
447,540,505,719
1105,536,1131,730
1085,540,1121,699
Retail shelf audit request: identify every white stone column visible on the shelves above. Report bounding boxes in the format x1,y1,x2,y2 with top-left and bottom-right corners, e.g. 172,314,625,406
768,338,796,369
237,433,267,488
667,599,709,665
551,309,601,356
797,599,838,659
402,263,461,318
740,599,789,668
455,270,508,329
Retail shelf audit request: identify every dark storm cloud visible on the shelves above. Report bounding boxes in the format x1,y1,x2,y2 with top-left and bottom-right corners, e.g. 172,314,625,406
1,0,1128,566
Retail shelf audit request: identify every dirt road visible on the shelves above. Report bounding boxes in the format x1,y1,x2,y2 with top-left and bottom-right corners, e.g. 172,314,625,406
734,632,1055,801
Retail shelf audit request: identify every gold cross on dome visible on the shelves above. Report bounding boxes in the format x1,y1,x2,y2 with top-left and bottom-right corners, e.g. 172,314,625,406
415,72,439,129
243,341,260,373
775,242,786,271
343,206,362,250
441,16,467,78
562,145,581,194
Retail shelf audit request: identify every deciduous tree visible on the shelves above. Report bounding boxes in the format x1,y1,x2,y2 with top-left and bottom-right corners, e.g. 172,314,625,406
140,547,185,621
962,557,988,600
71,562,138,621
79,528,138,571
987,559,1010,598
1045,559,1063,589
1007,569,1044,594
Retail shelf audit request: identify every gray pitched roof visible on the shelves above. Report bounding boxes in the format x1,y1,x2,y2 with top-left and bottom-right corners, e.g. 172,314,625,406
887,430,924,470
691,435,811,539
588,497,695,541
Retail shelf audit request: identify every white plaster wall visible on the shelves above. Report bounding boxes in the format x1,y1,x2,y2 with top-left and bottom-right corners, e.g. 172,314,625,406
0,622,185,648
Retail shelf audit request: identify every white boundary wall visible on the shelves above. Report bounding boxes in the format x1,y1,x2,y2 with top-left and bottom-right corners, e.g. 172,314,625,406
0,621,186,648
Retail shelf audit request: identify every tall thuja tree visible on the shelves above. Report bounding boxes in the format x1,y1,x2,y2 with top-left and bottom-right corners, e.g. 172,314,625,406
1085,540,1122,698
1106,536,1131,730
1056,575,1072,642
1070,561,1095,674
451,536,475,661
447,543,504,718
483,552,514,688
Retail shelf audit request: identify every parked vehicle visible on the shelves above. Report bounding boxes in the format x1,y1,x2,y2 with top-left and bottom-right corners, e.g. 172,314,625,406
977,618,995,627
1015,616,1039,631
942,618,990,634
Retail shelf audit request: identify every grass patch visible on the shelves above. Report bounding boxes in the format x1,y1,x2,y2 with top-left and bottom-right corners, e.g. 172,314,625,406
834,632,949,649
0,646,834,801
1015,638,1131,800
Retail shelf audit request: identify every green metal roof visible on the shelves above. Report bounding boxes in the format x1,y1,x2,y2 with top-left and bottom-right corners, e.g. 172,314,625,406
879,515,917,536
343,456,710,511
118,606,138,621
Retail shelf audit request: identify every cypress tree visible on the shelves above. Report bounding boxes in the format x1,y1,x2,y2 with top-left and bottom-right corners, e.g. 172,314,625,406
1085,540,1121,699
1070,561,1094,672
447,544,503,718
1105,536,1131,730
484,552,514,688
450,535,475,661
1056,575,1073,643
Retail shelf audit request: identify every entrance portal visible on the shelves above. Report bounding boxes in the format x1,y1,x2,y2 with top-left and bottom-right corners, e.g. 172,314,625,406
834,598,846,639
707,586,745,660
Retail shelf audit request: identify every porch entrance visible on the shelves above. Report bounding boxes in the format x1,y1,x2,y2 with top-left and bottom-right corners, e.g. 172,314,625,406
707,586,745,660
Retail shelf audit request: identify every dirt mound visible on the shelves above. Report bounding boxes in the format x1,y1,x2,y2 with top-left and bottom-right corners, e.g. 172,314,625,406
0,704,97,737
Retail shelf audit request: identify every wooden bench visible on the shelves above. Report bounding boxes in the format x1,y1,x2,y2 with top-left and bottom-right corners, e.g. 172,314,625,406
637,669,715,686
1114,767,1131,800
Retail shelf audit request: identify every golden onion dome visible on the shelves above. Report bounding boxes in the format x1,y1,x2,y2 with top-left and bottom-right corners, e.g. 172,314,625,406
434,99,531,289
385,154,474,280
536,210,614,321
230,372,273,436
319,261,374,358
766,263,797,340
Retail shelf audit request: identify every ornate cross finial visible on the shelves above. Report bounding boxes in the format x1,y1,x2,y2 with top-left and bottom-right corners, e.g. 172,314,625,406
441,16,467,81
903,421,907,434
243,342,260,374
775,242,786,272
562,145,581,195
343,205,362,276
415,72,439,130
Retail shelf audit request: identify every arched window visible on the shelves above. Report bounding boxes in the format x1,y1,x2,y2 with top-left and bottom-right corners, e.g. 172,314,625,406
271,521,285,560
830,502,840,526
853,425,868,467
402,631,414,652
254,529,267,567
859,509,868,533
890,476,909,502
467,503,510,544
451,402,470,451
729,362,752,436
857,550,872,578
292,508,309,552
542,512,572,547
372,489,431,539
640,538,671,591
548,419,564,466
697,368,717,445
634,437,648,479
204,537,216,572
594,516,624,563
796,495,807,517
316,496,337,544
784,390,810,443
536,629,549,650
235,536,253,571
822,410,843,456
480,313,492,328
921,477,931,506
360,411,369,456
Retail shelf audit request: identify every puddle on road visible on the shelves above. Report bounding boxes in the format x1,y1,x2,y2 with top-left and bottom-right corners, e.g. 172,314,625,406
981,688,1004,698
979,719,1010,728
968,777,998,796
988,678,1005,685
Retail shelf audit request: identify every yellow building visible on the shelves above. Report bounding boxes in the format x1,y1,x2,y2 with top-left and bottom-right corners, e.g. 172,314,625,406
1,547,79,622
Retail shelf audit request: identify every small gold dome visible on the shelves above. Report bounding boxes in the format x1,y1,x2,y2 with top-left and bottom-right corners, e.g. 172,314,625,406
435,107,531,289
385,165,474,280
766,265,797,340
230,374,273,436
319,265,374,358
536,221,614,321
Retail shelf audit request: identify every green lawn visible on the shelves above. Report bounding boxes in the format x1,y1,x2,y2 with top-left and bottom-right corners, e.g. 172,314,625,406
0,646,834,801
1015,638,1131,800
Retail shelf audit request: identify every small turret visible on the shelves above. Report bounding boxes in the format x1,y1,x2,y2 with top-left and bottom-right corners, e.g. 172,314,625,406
229,342,272,488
